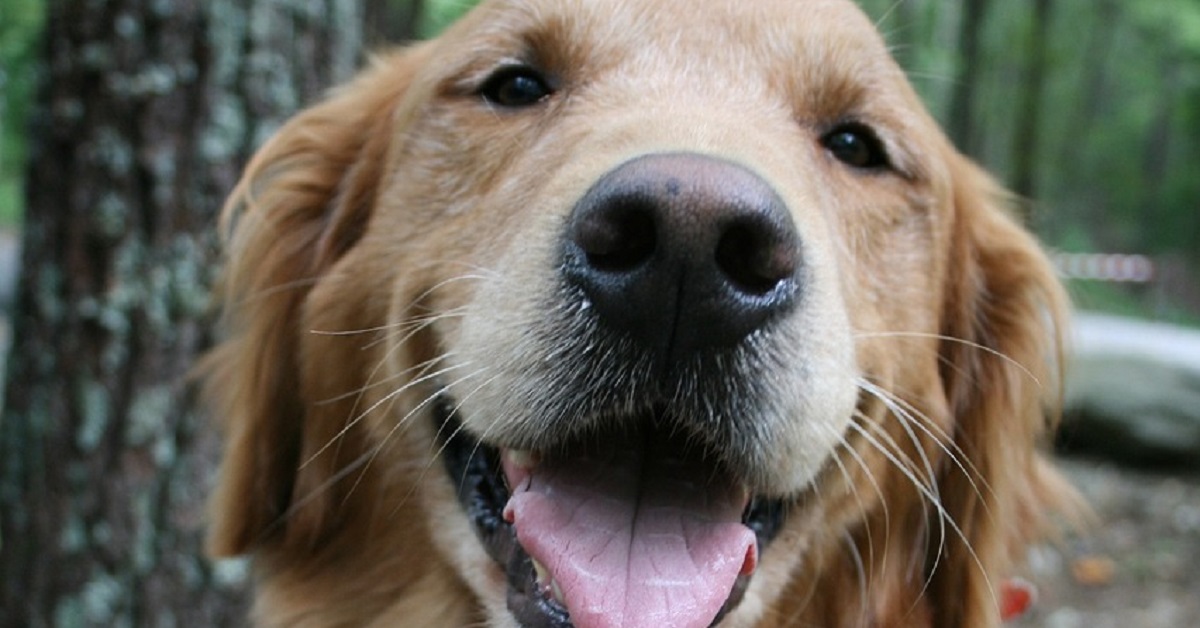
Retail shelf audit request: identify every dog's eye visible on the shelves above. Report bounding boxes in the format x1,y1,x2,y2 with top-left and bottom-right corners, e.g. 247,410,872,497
821,123,890,170
480,66,554,108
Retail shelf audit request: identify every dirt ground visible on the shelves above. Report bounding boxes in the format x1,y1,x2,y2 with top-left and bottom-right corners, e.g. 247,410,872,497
1013,457,1200,627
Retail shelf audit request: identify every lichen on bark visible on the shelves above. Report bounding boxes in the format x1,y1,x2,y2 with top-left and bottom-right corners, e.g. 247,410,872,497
0,1,364,625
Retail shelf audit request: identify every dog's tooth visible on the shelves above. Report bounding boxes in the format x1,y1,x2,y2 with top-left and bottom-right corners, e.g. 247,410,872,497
550,579,566,605
532,558,549,586
506,449,538,470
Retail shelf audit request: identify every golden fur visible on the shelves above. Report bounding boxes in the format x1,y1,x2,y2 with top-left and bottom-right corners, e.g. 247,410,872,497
205,1,1075,625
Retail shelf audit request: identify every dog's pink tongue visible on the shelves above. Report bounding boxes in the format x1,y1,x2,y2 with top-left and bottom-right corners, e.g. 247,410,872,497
503,434,757,628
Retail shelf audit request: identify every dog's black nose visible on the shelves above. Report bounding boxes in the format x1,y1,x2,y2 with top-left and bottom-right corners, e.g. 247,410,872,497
563,153,801,360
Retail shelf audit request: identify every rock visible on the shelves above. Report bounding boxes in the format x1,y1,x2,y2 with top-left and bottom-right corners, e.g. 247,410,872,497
1060,313,1200,471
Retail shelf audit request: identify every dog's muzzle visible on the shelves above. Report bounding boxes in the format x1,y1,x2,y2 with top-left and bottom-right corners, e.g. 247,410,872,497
439,153,802,628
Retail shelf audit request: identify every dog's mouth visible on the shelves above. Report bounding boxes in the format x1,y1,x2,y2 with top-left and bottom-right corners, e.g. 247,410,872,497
435,396,787,628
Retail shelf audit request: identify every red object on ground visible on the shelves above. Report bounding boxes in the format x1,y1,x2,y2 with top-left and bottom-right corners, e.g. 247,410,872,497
999,577,1038,622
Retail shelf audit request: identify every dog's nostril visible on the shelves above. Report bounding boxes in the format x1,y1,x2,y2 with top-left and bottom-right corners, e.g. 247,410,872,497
574,201,657,272
715,220,798,296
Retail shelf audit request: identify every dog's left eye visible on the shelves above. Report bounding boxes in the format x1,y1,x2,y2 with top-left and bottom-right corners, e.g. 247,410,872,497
479,66,554,108
821,123,890,170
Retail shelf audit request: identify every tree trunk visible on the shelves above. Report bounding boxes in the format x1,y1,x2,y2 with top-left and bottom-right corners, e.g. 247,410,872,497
1010,0,1054,219
1040,0,1118,242
1141,58,1184,254
0,1,362,626
947,0,991,156
364,0,424,46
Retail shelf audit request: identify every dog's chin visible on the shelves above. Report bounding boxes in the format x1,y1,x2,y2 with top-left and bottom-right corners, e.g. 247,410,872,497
434,395,788,628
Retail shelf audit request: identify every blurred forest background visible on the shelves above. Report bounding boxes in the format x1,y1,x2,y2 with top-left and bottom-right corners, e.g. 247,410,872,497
0,0,1196,625
4,0,1200,322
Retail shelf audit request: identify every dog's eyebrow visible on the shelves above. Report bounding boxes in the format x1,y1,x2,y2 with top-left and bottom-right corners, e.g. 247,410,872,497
436,27,558,99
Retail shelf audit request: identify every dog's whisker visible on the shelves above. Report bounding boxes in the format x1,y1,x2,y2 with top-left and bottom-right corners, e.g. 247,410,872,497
850,416,951,610
848,417,998,615
308,274,487,343
856,383,945,546
308,321,416,338
904,69,959,84
861,382,1010,618
379,369,501,521
427,370,506,470
406,272,495,306
849,413,944,584
306,304,465,343
302,360,475,470
259,446,375,544
852,409,933,497
441,375,511,494
854,330,1043,388
825,437,881,605
840,529,871,628
852,405,940,583
872,0,906,30
360,305,472,351
325,327,459,463
390,369,507,520
316,351,461,406
342,367,492,508
860,382,941,510
859,377,998,513
826,420,891,579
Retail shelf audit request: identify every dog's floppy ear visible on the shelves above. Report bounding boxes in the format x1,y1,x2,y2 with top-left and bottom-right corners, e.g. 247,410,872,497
205,47,429,557
929,156,1073,625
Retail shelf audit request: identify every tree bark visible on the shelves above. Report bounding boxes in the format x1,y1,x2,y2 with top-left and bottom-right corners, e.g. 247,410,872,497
0,1,361,625
947,0,991,156
364,0,423,46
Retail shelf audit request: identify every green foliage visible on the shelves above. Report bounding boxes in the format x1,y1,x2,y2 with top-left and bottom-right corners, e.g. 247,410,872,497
1132,0,1200,57
1068,280,1200,329
419,0,480,38
858,0,1200,321
0,0,45,227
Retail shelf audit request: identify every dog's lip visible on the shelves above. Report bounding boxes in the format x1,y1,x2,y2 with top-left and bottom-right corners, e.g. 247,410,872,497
434,395,789,628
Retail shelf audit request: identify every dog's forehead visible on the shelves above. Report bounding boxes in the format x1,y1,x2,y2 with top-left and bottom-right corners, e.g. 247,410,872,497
457,0,894,80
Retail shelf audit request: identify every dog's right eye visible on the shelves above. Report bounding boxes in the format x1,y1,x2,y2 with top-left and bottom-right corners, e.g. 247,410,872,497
479,66,554,108
821,123,891,171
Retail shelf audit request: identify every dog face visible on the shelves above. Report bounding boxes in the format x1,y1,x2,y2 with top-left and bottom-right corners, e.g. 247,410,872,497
206,1,1071,626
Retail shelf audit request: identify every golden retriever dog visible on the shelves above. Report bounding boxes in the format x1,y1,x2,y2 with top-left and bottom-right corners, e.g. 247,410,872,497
205,0,1075,626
